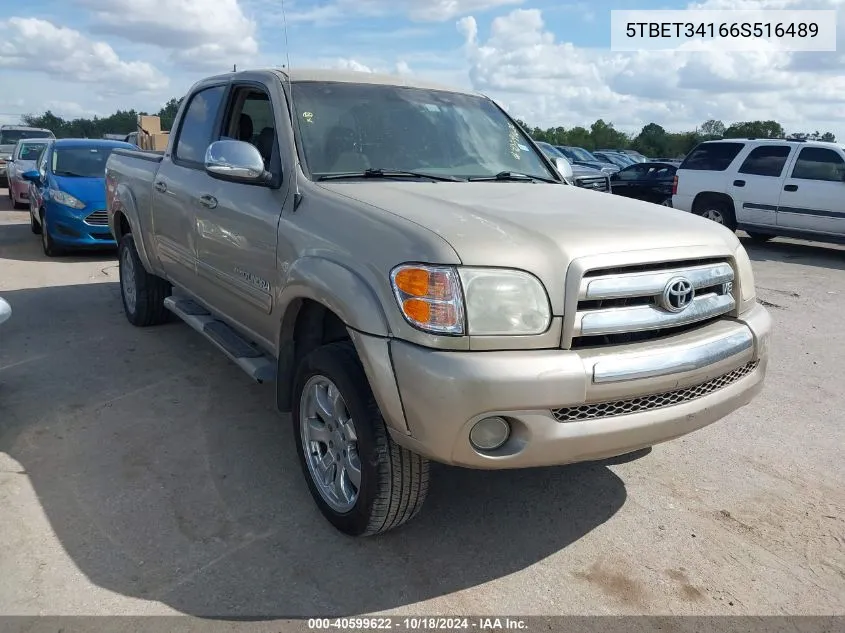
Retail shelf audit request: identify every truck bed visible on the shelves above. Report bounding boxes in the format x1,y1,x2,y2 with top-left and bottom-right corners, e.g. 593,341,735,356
112,147,165,163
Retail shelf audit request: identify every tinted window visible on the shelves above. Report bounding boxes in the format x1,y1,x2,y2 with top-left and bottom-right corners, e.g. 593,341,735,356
737,145,791,177
17,142,47,160
175,85,226,164
680,142,744,171
290,81,556,180
790,147,845,182
51,146,119,178
616,164,649,181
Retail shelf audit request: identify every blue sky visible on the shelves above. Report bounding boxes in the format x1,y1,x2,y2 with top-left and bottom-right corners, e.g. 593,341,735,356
1,0,843,140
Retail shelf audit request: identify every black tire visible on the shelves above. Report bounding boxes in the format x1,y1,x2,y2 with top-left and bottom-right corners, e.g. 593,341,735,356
693,198,737,231
40,210,61,257
292,340,430,537
30,212,41,234
118,232,172,327
746,231,773,243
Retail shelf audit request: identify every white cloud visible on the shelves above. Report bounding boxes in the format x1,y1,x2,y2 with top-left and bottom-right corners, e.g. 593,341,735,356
0,17,167,93
282,0,523,24
78,0,259,71
458,7,845,138
331,58,375,73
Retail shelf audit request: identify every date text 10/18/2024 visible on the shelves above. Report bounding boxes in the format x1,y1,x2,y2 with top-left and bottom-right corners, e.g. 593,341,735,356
308,617,528,630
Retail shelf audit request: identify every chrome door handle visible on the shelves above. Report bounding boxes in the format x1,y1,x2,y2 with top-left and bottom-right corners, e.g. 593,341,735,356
154,180,167,193
198,194,218,209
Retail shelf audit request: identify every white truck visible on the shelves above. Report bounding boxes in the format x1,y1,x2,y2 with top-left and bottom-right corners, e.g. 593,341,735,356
672,138,845,245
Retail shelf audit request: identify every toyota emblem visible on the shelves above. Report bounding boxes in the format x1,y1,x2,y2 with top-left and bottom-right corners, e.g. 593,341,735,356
661,277,695,313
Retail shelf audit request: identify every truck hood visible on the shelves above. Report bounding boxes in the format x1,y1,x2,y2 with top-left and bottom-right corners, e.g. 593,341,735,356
318,181,740,312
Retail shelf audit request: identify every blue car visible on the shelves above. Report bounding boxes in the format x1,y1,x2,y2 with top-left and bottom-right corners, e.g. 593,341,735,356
22,138,136,256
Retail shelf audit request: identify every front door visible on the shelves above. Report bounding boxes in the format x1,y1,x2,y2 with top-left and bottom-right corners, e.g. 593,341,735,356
191,80,291,346
729,143,794,228
778,146,845,237
151,83,228,290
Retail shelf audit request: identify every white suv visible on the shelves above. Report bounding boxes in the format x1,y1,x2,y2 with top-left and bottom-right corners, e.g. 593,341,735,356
672,138,845,244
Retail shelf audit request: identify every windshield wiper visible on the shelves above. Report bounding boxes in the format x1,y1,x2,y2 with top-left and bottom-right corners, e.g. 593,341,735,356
53,171,86,177
467,171,557,183
316,168,463,182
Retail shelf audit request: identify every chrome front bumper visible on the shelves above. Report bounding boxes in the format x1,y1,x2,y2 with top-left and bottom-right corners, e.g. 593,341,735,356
354,304,771,469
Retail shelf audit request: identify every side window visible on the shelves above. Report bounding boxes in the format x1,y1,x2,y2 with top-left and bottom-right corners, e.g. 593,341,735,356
617,165,648,181
174,85,226,165
737,145,791,177
790,147,845,182
219,86,277,171
680,142,745,171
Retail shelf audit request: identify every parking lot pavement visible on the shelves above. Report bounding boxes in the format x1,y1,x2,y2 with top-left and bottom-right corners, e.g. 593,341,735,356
0,187,843,618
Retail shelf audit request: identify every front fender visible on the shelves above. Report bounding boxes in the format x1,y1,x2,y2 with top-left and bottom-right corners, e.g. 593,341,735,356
110,182,157,274
278,256,391,338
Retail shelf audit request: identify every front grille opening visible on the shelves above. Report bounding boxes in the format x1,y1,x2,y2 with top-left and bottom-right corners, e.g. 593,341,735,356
553,360,759,422
582,257,727,278
571,315,724,349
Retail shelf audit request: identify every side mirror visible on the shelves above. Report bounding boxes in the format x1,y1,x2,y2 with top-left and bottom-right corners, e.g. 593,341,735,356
21,169,41,183
554,156,574,181
204,140,270,184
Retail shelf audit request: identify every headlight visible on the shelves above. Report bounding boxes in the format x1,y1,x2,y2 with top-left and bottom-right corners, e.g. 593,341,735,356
50,189,86,209
733,243,756,312
390,264,465,335
459,268,551,335
389,264,552,336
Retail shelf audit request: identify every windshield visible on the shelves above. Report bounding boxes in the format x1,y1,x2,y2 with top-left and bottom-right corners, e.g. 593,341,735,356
569,147,599,162
51,146,117,178
535,142,563,159
290,81,557,181
1,130,53,145
17,142,47,161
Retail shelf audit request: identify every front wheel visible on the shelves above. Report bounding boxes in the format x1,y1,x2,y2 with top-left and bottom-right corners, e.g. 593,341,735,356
40,211,61,257
118,233,172,326
293,340,430,537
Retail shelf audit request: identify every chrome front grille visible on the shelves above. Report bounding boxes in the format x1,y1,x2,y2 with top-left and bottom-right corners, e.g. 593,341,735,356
84,210,109,226
570,259,736,348
576,176,609,192
553,360,759,422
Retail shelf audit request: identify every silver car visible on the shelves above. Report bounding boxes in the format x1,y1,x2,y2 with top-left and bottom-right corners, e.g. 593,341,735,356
6,138,51,208
0,125,54,186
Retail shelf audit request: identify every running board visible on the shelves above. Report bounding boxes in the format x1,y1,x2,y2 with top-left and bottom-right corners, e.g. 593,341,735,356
163,297,276,383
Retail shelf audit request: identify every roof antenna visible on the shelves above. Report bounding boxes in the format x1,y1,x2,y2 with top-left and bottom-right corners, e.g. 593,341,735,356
281,0,302,210
233,64,237,72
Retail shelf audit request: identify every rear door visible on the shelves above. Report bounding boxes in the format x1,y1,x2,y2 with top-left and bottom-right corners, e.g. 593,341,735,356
151,83,228,290
778,146,845,236
728,143,794,228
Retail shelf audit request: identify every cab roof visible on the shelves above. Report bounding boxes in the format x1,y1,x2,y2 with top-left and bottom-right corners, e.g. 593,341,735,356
198,67,483,97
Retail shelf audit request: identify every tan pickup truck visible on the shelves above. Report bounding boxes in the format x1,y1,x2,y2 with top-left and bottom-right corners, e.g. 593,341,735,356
105,68,771,537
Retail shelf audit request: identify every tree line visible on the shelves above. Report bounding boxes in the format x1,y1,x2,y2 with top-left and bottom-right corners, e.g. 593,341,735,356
20,98,183,140
19,99,836,159
515,118,836,158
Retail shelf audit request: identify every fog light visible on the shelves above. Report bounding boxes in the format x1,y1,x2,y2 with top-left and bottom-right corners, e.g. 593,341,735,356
469,416,510,451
